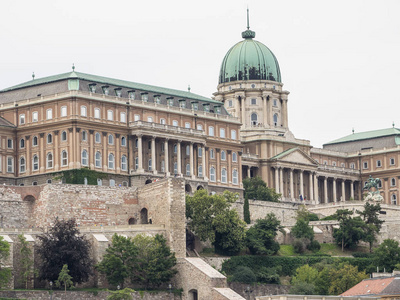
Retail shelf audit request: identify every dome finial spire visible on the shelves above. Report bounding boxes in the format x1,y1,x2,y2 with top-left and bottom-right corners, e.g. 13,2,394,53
247,6,250,30
242,8,255,39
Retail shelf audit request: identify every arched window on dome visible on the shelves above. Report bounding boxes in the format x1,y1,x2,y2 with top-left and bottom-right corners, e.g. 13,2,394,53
273,113,278,126
251,113,258,126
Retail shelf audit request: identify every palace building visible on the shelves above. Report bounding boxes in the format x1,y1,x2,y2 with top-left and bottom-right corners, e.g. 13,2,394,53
0,19,398,205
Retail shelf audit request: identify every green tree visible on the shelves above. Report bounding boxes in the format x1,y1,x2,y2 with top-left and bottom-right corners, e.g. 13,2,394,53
36,219,93,284
131,234,177,289
357,202,384,252
243,195,251,224
96,234,138,288
243,176,280,202
18,234,36,289
186,190,246,255
107,288,135,300
55,264,74,293
289,282,316,295
332,209,365,251
291,264,319,285
374,239,400,272
328,263,368,295
246,213,283,255
0,236,11,288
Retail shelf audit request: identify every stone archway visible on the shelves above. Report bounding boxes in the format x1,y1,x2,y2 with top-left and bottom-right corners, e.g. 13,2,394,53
128,217,137,225
185,184,192,193
145,179,152,185
140,208,148,224
188,289,198,300
196,185,204,190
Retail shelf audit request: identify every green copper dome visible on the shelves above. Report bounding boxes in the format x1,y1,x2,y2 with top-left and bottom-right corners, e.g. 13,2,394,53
219,29,281,84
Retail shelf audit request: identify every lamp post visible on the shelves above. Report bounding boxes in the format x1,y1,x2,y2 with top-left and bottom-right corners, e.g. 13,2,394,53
244,285,253,300
49,281,53,300
168,283,172,299
117,284,120,290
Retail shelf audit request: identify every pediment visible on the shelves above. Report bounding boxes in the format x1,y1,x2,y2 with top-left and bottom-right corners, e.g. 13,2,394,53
271,148,317,166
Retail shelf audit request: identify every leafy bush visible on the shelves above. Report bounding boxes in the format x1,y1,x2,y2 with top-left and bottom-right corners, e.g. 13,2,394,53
256,266,281,284
352,252,374,258
309,213,319,221
293,238,310,254
321,215,337,221
231,266,256,284
289,282,316,295
308,240,321,252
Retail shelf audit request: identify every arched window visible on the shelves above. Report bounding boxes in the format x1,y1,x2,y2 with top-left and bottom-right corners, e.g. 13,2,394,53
174,144,177,154
232,169,238,185
186,164,190,176
148,159,152,171
82,130,87,141
33,136,38,146
32,155,39,171
210,167,216,182
109,179,115,187
108,134,114,145
135,139,138,148
221,150,226,161
61,131,67,142
210,149,215,159
198,147,202,157
391,178,396,187
198,165,203,177
47,153,53,169
121,155,127,171
221,168,227,183
95,132,101,143
232,152,237,162
197,124,203,131
19,157,26,173
251,113,258,126
121,136,126,147
273,113,278,126
20,138,25,149
147,116,153,123
61,150,68,166
47,133,53,144
81,150,88,166
95,152,101,168
108,153,115,169
80,105,87,117
392,194,397,205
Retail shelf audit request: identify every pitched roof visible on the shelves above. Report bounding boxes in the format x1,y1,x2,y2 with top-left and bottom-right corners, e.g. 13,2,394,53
0,117,15,128
270,147,298,160
324,128,400,146
341,277,396,296
0,71,221,104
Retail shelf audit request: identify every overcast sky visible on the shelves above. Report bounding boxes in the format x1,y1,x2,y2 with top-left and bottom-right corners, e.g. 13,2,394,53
1,0,400,148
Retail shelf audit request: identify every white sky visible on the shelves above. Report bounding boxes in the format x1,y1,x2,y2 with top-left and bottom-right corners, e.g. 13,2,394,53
1,0,400,148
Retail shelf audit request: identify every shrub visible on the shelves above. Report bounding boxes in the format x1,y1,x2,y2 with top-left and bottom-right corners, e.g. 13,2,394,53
231,266,256,284
308,240,321,252
293,239,310,254
256,266,281,284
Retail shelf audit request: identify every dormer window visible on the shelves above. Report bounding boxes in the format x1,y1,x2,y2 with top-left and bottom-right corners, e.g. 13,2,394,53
128,90,135,100
167,97,174,106
191,102,198,110
114,88,122,97
203,104,210,112
89,83,96,93
154,95,161,104
141,93,148,102
179,100,186,108
102,86,109,95
215,106,221,114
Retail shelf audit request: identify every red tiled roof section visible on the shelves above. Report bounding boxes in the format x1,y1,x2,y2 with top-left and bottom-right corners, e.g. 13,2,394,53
342,277,395,296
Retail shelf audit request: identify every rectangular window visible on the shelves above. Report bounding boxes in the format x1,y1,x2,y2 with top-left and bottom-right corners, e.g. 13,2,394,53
363,161,368,169
154,96,161,104
220,128,226,138
107,110,113,121
19,114,25,125
185,122,191,129
61,106,67,117
390,158,395,165
208,126,214,136
81,106,87,117
228,100,233,107
7,157,13,173
179,100,186,108
94,108,100,119
167,98,174,106
46,109,52,120
377,160,382,167
134,114,140,121
128,91,135,100
7,139,13,149
251,98,257,105
32,111,38,122
192,102,198,110
141,93,148,102
203,104,210,112
120,112,126,123
231,130,237,140
173,120,178,127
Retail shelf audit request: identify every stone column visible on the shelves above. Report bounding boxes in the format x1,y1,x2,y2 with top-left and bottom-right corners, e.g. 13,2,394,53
275,167,279,193
279,167,284,197
25,136,30,175
201,144,206,179
102,132,107,171
137,135,143,172
39,133,45,172
350,181,354,199
247,167,251,178
238,151,242,187
309,172,314,201
324,177,328,203
89,130,94,169
333,178,337,203
177,140,182,175
300,170,304,199
54,130,59,171
151,136,156,174
263,96,267,125
341,180,346,201
314,173,319,204
227,150,232,184
290,168,294,201
76,128,81,168
128,136,134,172
190,142,194,178
241,97,246,127
68,128,74,168
164,139,169,175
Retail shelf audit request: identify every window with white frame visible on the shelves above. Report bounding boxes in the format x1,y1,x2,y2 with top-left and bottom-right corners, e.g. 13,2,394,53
19,157,25,173
108,153,115,169
363,161,368,169
95,152,101,168
147,116,153,123
273,113,278,126
121,155,127,171
161,160,165,172
128,91,135,100
94,108,100,119
179,100,186,108
174,144,177,153
377,160,382,167
47,134,52,144
160,118,166,125
392,194,397,205
378,180,382,188
60,106,67,117
46,109,52,120
186,145,190,156
185,122,191,129
46,153,53,169
390,158,395,165
135,157,139,170
95,132,101,143
198,165,203,177
19,114,25,125
350,163,355,169
198,147,202,157
108,134,114,145
7,157,13,173
134,114,140,121
120,112,126,123
232,169,238,185
197,124,203,131
251,98,257,105
231,130,237,140
109,179,115,187
341,163,345,167
148,159,152,171
186,164,190,176
121,136,126,147
221,150,226,160
173,120,178,127
61,131,67,142
141,93,148,102
135,139,138,148
20,138,25,149
221,168,227,183
82,130,88,142
154,96,161,104
208,126,214,136
391,178,396,187
332,161,336,166
210,166,216,182
61,150,68,166
232,152,237,162
251,113,258,126
174,162,178,174
33,155,39,171
81,150,88,166
220,128,225,138
107,110,113,121
210,149,215,159
7,139,13,149
32,111,38,122
81,106,87,117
